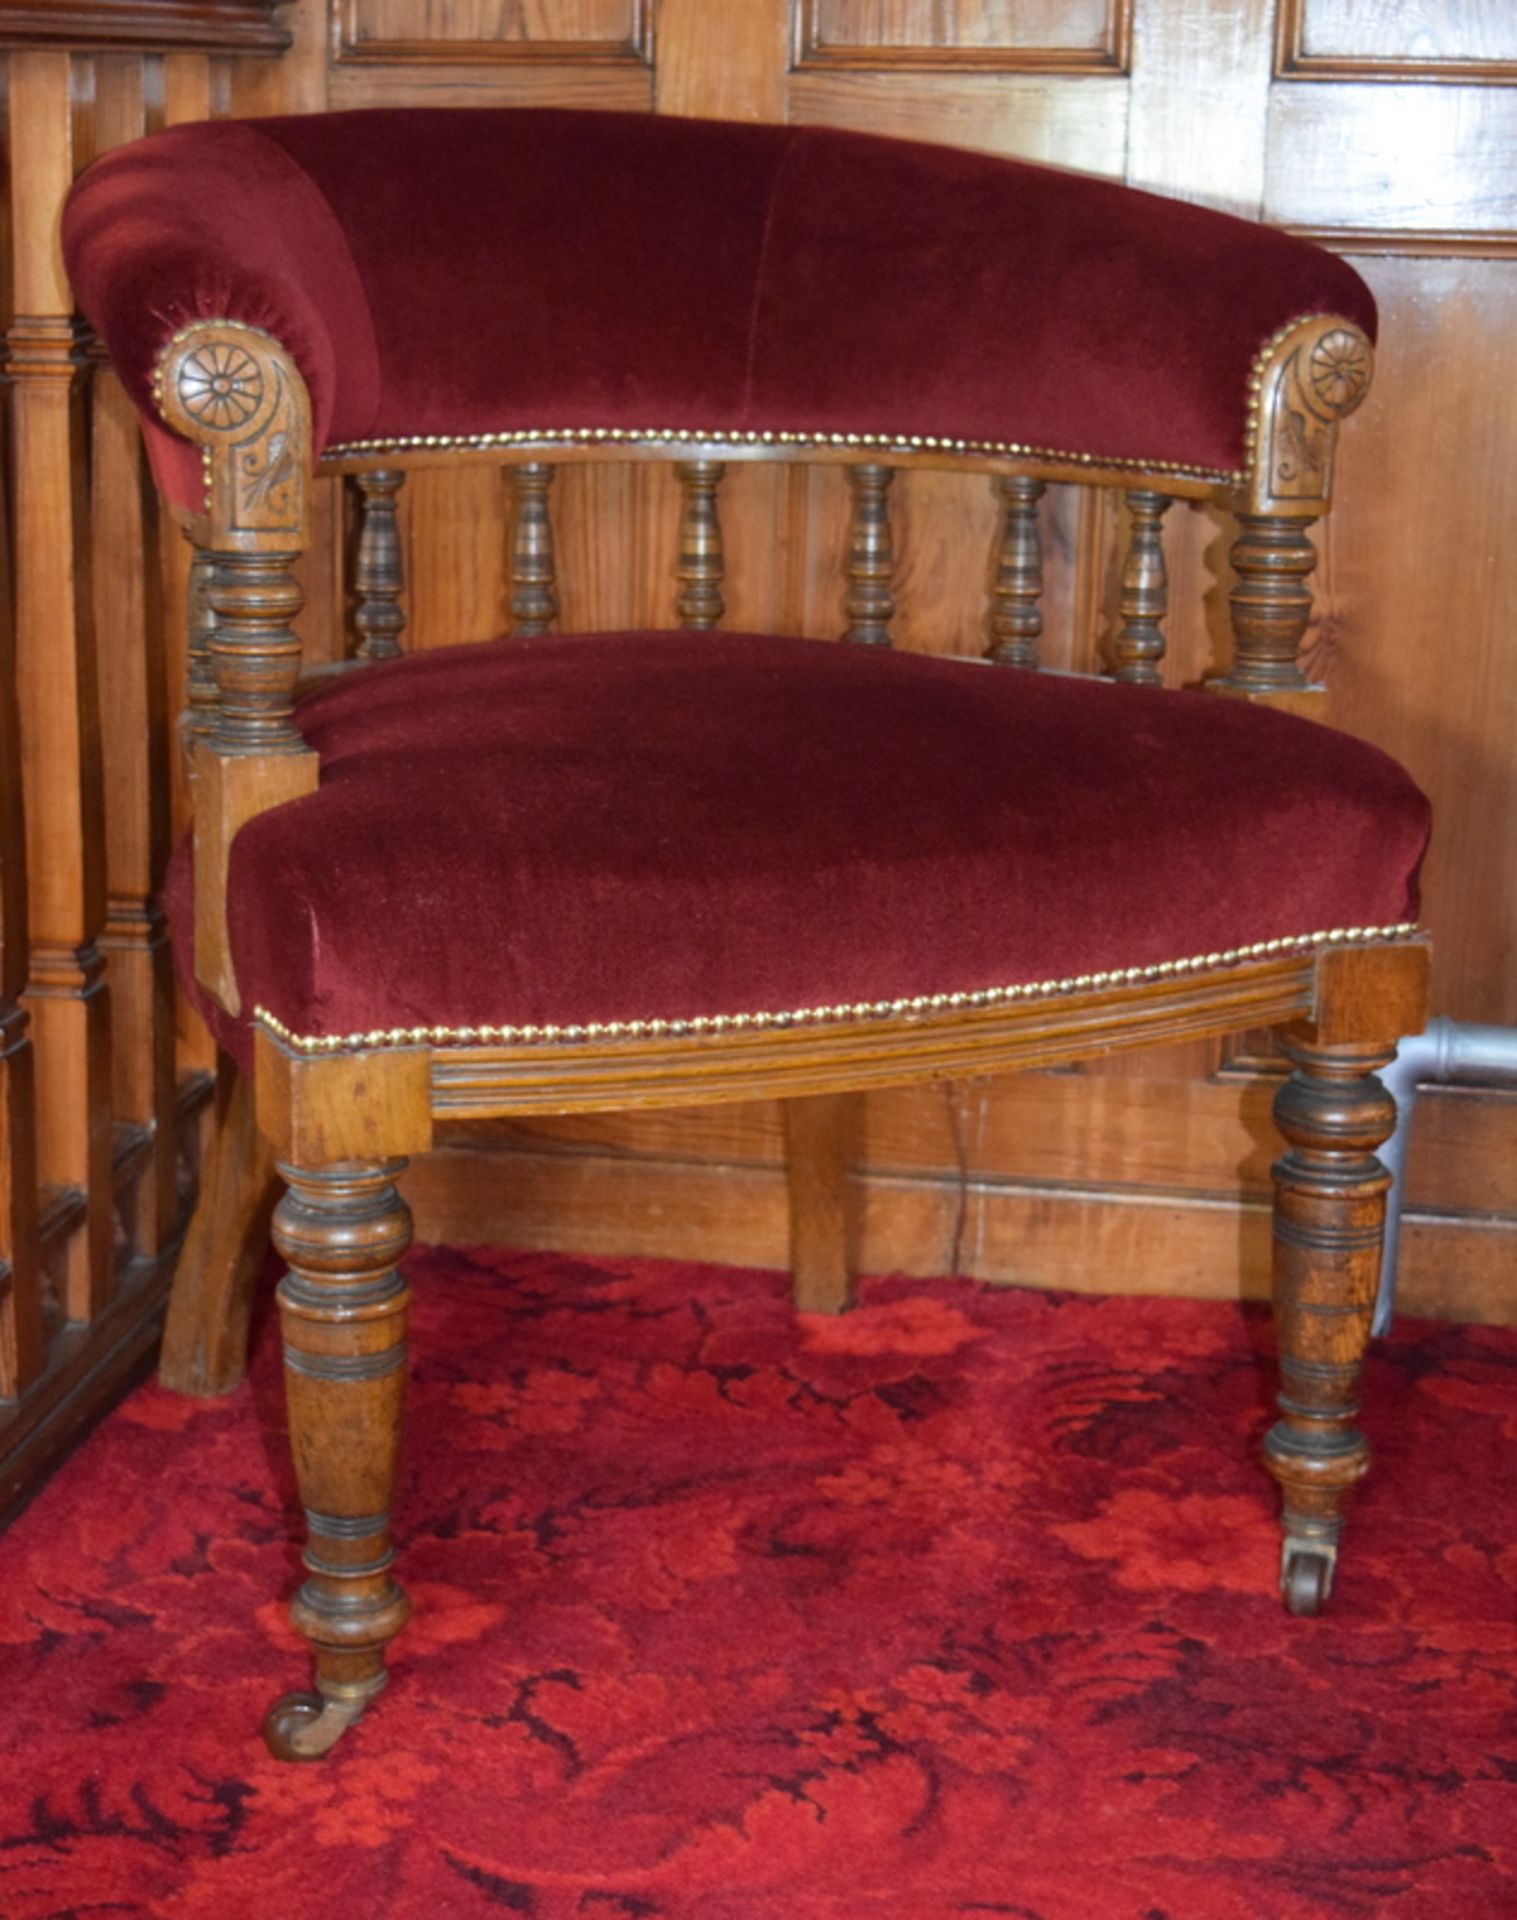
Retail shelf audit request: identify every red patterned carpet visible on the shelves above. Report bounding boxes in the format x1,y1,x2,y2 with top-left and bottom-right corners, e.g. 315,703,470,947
1,1247,1514,1920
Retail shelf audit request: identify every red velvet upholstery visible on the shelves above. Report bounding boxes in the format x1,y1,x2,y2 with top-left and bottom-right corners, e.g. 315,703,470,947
62,109,1376,511
165,631,1428,1069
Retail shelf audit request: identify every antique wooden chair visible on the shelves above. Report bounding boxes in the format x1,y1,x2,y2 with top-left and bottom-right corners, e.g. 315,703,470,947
63,107,1430,1759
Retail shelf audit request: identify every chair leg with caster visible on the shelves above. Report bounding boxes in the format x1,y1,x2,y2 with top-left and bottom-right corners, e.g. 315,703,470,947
1264,1032,1396,1616
264,1157,413,1760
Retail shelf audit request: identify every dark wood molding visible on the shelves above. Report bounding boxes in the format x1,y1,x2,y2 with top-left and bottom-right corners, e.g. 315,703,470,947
1274,0,1517,85
792,0,1131,76
0,0,289,53
333,0,651,68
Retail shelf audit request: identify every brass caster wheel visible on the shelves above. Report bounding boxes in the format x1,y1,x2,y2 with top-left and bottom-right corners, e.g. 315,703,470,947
1282,1549,1333,1617
262,1689,366,1761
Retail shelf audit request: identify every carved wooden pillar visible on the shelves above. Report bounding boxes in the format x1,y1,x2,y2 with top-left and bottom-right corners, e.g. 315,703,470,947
843,463,895,646
1266,1033,1397,1614
263,1159,413,1759
1112,490,1172,686
987,475,1044,667
1223,514,1319,697
506,462,557,636
9,51,114,1322
350,470,406,660
675,460,725,629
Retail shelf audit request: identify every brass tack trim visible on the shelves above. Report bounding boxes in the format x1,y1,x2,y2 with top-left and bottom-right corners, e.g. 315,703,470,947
322,420,1241,485
252,921,1420,1056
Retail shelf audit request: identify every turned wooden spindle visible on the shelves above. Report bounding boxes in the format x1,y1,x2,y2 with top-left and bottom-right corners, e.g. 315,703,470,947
207,552,307,755
263,1158,413,1760
351,469,406,661
987,475,1045,667
1265,1034,1397,1615
1219,513,1318,697
510,462,558,636
1112,490,1173,685
185,546,219,741
843,463,895,646
675,460,725,629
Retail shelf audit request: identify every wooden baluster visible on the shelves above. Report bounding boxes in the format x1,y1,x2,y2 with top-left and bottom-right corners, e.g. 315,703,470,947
93,358,176,1258
9,51,113,1323
0,456,42,1399
351,470,407,661
510,463,558,636
987,475,1045,667
1112,489,1173,685
675,460,725,629
1218,513,1318,699
843,463,895,646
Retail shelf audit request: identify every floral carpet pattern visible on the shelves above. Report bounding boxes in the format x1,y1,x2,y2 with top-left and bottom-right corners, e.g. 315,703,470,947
0,1246,1514,1920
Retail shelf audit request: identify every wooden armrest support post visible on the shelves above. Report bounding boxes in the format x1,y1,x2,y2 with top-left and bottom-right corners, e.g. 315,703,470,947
1210,314,1373,715
155,321,319,1013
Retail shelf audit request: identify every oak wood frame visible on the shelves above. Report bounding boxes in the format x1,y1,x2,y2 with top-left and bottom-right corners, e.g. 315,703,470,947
153,306,1415,1758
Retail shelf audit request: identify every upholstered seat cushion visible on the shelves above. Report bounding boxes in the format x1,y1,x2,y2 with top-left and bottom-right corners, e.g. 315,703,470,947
174,632,1428,1065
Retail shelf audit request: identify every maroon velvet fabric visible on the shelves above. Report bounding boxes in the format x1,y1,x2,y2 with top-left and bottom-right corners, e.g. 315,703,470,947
63,109,1377,512
165,631,1428,1066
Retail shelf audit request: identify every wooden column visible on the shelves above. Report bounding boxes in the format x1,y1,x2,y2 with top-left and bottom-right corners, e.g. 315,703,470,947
1221,513,1318,699
987,475,1045,667
9,51,114,1323
92,57,177,1259
843,463,895,646
675,460,725,629
509,463,558,636
350,470,407,660
1111,490,1172,686
0,451,42,1398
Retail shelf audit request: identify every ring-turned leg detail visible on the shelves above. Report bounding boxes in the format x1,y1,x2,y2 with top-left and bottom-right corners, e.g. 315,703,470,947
265,1159,413,1759
1265,1036,1396,1615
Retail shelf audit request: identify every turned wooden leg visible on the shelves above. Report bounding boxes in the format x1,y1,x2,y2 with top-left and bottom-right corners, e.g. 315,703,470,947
783,1092,859,1314
263,1159,413,1760
159,1061,279,1395
1265,1034,1396,1615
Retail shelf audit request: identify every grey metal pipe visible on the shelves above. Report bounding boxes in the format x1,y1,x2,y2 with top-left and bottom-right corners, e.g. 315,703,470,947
1374,1016,1517,1334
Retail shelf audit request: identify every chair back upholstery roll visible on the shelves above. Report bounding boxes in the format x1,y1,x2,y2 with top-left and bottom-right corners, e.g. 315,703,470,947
63,106,1377,510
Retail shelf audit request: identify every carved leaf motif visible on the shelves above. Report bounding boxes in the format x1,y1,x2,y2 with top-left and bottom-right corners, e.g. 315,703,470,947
243,429,295,509
1273,404,1325,491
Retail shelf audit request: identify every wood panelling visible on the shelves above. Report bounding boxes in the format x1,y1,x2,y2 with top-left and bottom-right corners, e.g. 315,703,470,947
335,0,651,65
795,0,1131,73
1276,0,1517,84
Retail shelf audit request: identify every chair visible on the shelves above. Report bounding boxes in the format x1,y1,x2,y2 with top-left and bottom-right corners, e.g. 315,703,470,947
62,106,1431,1760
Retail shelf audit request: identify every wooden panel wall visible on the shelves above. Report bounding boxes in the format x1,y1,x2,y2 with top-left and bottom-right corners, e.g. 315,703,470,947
0,5,285,1516
228,1,1517,1323
3,2,1514,1519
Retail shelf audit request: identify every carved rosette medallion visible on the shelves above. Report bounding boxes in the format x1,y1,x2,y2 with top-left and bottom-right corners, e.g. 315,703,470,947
178,343,264,430
1308,329,1371,416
